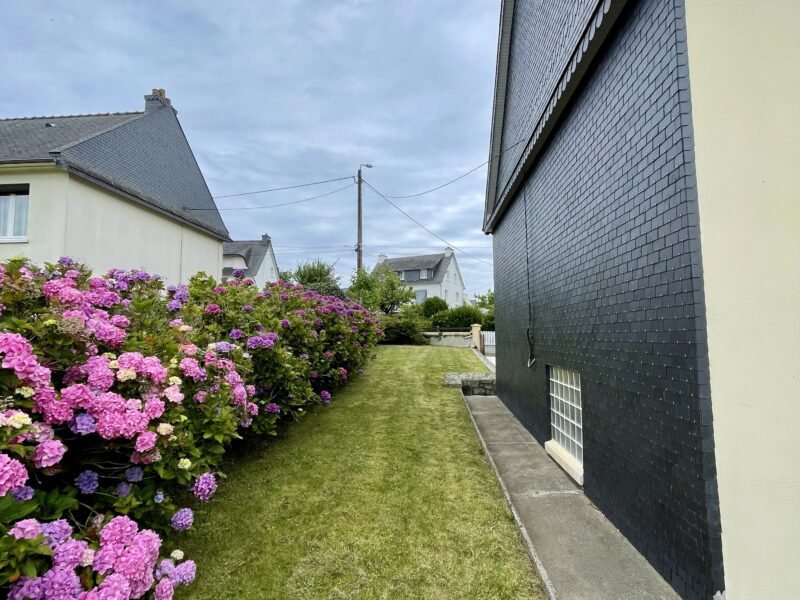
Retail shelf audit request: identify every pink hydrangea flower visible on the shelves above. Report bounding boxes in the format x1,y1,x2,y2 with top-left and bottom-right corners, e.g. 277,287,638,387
33,439,66,468
135,431,157,453
0,453,28,496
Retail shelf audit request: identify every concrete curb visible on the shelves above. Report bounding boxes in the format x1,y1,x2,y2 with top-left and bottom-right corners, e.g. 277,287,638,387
460,390,559,600
471,347,496,372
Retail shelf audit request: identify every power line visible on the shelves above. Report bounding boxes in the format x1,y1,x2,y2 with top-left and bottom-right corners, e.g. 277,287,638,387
188,183,354,211
362,179,493,266
213,176,354,199
381,139,525,199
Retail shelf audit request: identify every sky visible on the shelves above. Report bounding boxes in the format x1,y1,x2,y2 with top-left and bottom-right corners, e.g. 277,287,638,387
0,0,500,297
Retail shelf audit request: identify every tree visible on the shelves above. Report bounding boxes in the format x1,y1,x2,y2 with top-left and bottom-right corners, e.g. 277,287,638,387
347,265,413,314
420,296,448,318
473,290,495,310
291,259,344,298
373,265,414,314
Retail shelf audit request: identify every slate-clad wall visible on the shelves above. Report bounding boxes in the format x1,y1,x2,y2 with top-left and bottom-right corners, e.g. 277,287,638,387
493,0,723,597
496,0,596,196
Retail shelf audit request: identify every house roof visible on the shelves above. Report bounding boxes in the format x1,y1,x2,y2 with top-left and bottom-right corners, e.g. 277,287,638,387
223,236,275,278
0,98,229,240
0,112,145,162
377,252,456,286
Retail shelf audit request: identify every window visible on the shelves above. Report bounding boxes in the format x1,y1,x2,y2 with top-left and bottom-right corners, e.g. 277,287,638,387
444,289,448,301
0,189,29,240
545,366,583,484
398,271,404,281
419,269,428,280
415,289,427,304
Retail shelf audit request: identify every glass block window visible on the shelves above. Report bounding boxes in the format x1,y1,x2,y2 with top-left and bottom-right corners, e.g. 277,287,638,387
549,366,583,464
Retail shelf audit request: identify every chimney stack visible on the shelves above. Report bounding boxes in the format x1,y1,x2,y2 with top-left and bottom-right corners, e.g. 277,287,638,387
377,253,387,263
444,247,454,257
261,233,271,244
144,88,172,113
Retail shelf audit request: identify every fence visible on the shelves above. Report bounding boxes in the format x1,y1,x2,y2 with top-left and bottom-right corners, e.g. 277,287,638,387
480,330,496,356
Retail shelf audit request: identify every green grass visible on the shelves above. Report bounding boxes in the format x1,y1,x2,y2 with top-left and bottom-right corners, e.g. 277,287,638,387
176,346,543,600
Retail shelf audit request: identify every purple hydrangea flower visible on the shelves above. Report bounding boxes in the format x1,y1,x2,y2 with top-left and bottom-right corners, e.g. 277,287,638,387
171,560,197,585
229,328,245,340
58,256,74,267
125,467,143,482
204,303,221,315
116,482,132,497
154,490,165,504
241,305,254,312
191,472,218,501
12,485,35,502
167,299,182,311
171,508,194,531
75,470,99,494
232,269,246,278
266,403,281,414
280,319,291,328
69,412,96,435
320,391,332,405
214,341,233,353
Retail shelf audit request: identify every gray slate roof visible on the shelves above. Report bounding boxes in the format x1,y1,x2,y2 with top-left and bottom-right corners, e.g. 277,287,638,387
223,236,275,278
377,252,453,285
0,106,229,240
0,113,144,162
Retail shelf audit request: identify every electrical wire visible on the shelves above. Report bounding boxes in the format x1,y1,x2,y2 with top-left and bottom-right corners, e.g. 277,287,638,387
362,179,493,266
213,176,354,199
187,183,354,211
381,139,526,199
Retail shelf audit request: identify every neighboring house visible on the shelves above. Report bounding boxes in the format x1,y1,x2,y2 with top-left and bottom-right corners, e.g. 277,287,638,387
222,233,279,288
375,247,465,306
483,2,797,600
0,89,229,283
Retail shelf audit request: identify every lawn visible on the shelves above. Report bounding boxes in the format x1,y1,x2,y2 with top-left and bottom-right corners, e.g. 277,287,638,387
176,345,543,599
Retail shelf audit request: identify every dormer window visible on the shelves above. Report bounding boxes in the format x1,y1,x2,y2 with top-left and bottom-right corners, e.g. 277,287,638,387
398,271,405,281
420,269,428,280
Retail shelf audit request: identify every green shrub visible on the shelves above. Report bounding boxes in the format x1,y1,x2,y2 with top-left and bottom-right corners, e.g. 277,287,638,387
430,305,484,328
420,296,448,318
482,309,495,331
379,315,428,345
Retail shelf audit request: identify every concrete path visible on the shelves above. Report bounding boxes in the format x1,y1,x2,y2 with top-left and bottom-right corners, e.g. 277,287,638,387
464,395,680,600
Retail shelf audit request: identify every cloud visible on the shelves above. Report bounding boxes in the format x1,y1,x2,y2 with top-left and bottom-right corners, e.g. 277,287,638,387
0,0,499,296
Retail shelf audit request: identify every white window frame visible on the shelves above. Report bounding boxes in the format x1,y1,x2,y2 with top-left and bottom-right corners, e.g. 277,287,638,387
398,271,404,281
419,269,428,280
0,190,29,242
544,366,584,484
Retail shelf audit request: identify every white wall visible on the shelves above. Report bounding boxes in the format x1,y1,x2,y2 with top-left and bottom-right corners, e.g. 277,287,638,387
440,256,466,306
255,245,279,286
686,2,800,598
0,165,222,284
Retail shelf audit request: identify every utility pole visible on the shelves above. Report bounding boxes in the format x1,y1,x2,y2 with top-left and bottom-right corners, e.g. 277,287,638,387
356,163,372,271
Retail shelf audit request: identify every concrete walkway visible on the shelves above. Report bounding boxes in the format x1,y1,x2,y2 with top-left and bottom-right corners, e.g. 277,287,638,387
464,395,679,600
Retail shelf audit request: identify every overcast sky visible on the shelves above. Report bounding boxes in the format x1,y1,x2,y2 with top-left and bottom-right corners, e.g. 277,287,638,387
1,0,500,297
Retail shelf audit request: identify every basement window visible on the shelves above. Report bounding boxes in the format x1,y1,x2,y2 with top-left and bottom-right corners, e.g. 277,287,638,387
545,366,584,484
0,187,29,241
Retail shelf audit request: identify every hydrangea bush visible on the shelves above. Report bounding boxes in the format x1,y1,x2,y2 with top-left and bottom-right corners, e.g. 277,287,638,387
0,258,380,598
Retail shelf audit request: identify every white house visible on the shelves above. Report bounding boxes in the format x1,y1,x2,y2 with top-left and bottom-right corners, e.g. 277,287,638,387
222,234,280,288
0,89,228,283
376,247,466,306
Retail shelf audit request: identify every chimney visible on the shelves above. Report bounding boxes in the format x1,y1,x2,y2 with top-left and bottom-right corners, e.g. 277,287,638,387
261,233,271,244
144,88,172,113
377,253,387,263
444,247,454,257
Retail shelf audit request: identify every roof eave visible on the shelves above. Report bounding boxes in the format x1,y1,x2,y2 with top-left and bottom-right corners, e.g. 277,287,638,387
483,0,631,234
